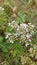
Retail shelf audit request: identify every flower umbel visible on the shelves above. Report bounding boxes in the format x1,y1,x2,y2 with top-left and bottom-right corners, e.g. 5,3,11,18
5,20,35,44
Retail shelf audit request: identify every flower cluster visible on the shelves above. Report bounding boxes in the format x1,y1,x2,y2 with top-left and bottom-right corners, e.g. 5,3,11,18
21,53,37,65
1,60,9,65
21,44,37,65
28,44,37,60
5,20,35,44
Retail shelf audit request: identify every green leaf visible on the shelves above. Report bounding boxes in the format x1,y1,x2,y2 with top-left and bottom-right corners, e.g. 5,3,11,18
10,41,24,56
0,42,10,52
17,11,27,24
0,36,3,42
34,36,37,44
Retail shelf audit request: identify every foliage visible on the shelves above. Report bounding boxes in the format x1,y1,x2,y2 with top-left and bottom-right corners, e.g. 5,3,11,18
0,0,37,65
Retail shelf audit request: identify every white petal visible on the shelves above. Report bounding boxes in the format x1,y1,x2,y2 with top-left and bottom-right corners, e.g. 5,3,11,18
31,25,35,28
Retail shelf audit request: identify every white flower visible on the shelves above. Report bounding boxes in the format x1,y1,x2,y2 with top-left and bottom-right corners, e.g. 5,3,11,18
31,31,34,34
0,7,4,10
9,38,14,44
8,21,15,26
10,24,13,28
17,26,19,31
28,23,31,25
14,33,18,37
10,40,14,44
31,25,35,28
28,23,35,28
8,22,11,26
26,34,32,39
28,39,31,42
25,43,29,47
5,20,35,44
29,48,33,52
10,20,18,29
5,33,11,39
11,20,15,24
5,35,8,39
21,34,26,40
20,23,28,29
2,8,4,10
7,33,11,36
25,28,28,32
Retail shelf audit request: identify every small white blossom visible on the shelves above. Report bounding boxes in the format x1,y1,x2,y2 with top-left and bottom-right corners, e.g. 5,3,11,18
12,20,15,23
25,28,28,32
0,7,4,10
5,35,8,39
17,26,19,31
28,39,31,42
14,33,17,36
31,31,34,34
26,34,32,39
29,48,33,52
8,22,11,26
28,23,31,25
9,38,14,44
2,8,4,10
31,25,35,28
25,43,29,47
20,23,28,29
5,33,11,39
10,40,14,44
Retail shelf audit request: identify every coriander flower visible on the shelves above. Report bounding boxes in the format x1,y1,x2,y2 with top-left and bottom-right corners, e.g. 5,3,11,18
9,39,14,44
8,22,11,26
25,43,30,47
0,7,4,10
5,33,11,39
26,34,32,39
20,23,28,29
5,21,35,44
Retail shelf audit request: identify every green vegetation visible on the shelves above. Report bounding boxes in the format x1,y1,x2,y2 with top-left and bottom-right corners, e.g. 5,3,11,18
0,0,37,65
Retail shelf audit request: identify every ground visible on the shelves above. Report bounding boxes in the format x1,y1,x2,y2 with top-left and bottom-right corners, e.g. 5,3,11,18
0,0,37,65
